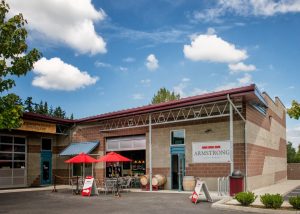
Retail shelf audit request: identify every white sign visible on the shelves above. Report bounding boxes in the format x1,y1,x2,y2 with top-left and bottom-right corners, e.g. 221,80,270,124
82,176,99,196
192,141,231,163
191,179,212,204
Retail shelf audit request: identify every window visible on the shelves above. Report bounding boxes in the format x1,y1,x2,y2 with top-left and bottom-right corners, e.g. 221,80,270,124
72,164,92,176
171,130,185,145
42,138,52,151
251,102,267,115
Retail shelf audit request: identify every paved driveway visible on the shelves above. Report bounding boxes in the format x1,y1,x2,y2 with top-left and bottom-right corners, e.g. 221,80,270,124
0,190,251,214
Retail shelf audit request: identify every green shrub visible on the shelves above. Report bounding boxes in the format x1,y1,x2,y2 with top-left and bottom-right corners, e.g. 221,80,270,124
234,192,257,206
260,194,284,209
289,196,300,210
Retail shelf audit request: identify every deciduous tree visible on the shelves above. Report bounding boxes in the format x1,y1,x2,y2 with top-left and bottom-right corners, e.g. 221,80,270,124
0,1,41,129
151,87,180,104
288,100,300,120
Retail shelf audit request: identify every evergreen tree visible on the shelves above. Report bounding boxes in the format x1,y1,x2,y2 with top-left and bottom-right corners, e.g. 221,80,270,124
48,105,54,116
43,101,48,115
24,97,34,112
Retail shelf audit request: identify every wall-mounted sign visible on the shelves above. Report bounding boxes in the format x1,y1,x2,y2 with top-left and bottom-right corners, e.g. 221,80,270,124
192,141,231,163
17,120,56,134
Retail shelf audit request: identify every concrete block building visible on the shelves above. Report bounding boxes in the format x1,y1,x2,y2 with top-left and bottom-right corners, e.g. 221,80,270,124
0,84,287,191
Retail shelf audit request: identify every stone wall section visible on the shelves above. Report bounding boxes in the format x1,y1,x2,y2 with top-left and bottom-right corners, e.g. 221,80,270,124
246,93,287,190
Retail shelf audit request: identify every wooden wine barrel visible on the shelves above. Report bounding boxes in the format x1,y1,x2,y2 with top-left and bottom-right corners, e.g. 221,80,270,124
152,174,167,186
183,176,196,191
140,175,149,186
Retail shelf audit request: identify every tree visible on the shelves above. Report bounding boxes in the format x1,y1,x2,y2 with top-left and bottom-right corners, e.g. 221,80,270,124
24,97,34,112
0,1,41,129
151,87,180,104
287,142,297,163
53,106,65,118
0,94,23,129
288,100,300,120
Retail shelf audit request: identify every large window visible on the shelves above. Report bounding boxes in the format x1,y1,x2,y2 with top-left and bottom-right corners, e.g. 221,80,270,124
0,135,26,188
171,130,185,145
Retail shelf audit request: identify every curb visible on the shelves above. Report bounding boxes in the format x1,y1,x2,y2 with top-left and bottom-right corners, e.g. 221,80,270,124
212,198,300,214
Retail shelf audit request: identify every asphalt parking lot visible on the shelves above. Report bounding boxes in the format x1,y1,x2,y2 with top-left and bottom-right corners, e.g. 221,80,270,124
0,189,252,214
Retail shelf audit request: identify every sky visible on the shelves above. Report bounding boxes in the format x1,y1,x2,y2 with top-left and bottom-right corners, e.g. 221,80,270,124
5,0,300,147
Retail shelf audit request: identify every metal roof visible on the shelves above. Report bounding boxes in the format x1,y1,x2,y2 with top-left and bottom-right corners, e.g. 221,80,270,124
59,141,99,156
77,84,259,123
23,112,74,125
23,84,271,125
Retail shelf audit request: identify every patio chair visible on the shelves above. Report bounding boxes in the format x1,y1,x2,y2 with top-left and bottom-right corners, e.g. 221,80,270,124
120,177,132,192
103,179,116,195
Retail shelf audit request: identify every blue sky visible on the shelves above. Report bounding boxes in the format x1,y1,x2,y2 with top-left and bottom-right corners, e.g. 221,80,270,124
6,0,300,147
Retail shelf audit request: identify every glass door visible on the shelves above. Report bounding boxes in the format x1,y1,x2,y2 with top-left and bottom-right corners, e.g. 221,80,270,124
40,138,52,185
41,151,52,185
178,154,185,191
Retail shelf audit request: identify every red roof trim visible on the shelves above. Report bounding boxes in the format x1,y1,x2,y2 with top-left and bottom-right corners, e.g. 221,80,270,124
76,84,256,123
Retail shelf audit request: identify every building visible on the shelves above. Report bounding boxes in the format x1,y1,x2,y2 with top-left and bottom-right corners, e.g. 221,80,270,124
0,84,287,191
0,113,72,188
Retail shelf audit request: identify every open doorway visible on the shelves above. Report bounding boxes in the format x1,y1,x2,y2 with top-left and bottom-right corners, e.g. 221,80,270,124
171,154,185,190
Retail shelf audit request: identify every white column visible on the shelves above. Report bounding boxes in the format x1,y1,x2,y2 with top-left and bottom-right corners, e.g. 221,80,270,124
229,102,234,174
149,114,152,191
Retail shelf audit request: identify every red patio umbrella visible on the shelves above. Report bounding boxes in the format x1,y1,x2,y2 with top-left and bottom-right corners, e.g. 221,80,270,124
65,153,98,194
96,152,132,162
65,152,97,163
96,152,132,197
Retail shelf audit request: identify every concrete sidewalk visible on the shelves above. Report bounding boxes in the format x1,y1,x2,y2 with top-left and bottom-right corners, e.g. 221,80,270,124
0,185,225,201
0,185,69,194
213,180,300,213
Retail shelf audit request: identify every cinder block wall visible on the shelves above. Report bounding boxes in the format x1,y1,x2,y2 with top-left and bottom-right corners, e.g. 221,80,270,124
148,119,245,191
246,93,287,190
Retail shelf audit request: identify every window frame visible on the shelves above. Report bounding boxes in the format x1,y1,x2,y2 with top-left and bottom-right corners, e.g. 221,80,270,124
170,129,185,146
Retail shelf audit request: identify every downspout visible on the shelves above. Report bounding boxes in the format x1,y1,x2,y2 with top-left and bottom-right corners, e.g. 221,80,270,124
227,94,247,191
149,114,152,191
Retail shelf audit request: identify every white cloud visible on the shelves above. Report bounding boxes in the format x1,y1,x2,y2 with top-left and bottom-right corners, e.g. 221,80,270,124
94,61,111,68
215,74,253,91
123,57,136,63
287,125,300,148
229,62,256,73
146,54,159,71
119,66,128,72
238,73,253,84
32,57,98,91
8,0,106,54
140,79,151,87
183,34,248,63
190,88,209,96
193,0,300,22
206,27,217,35
173,81,188,97
173,78,208,97
132,93,144,100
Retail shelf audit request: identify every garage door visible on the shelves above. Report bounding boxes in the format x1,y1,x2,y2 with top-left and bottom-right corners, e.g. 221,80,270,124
106,135,146,151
